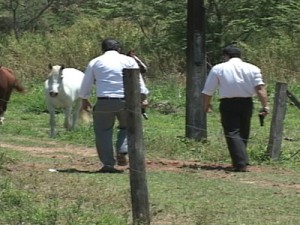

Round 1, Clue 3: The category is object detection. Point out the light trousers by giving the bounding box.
[93,98,128,167]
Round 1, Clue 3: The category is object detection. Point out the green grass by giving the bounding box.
[0,83,300,224]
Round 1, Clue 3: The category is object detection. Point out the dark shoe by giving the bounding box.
[98,166,124,173]
[117,153,128,166]
[234,166,249,172]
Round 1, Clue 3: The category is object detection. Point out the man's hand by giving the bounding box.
[204,104,213,113]
[141,99,148,108]
[259,106,269,116]
[141,99,149,120]
[258,107,269,126]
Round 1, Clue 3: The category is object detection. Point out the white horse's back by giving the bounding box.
[61,68,84,90]
[44,64,89,138]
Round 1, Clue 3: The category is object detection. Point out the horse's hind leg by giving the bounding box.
[64,107,72,131]
[0,100,4,125]
[0,90,9,125]
[49,109,56,138]
[71,99,81,130]
[0,110,4,125]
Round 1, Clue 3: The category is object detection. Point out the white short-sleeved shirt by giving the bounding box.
[202,58,264,98]
[79,50,149,99]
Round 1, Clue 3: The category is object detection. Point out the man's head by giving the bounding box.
[222,45,241,60]
[101,38,120,52]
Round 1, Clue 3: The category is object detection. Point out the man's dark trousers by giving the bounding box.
[219,97,253,168]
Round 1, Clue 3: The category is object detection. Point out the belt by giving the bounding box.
[220,97,252,102]
[97,97,125,100]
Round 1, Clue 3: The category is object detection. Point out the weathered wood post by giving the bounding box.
[123,68,150,225]
[186,0,207,141]
[267,82,288,160]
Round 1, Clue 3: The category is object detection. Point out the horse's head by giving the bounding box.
[47,64,65,97]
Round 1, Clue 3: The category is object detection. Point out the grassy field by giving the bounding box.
[0,83,300,225]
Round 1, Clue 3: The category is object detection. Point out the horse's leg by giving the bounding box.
[0,98,4,125]
[64,107,72,131]
[48,105,56,138]
[3,89,12,112]
[0,106,4,124]
[71,98,81,130]
[0,89,10,125]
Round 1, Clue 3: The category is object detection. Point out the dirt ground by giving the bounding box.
[1,142,300,191]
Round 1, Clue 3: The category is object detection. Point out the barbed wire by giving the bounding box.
[2,107,299,176]
[79,108,296,147]
[2,101,300,153]
[0,98,9,103]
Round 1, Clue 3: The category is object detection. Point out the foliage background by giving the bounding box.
[0,0,300,164]
[1,1,300,224]
[0,0,300,159]
[1,0,300,83]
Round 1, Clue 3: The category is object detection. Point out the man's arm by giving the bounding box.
[79,63,94,112]
[255,84,269,113]
[201,65,219,113]
[202,94,212,113]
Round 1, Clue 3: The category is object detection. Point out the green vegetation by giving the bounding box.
[1,1,300,224]
[1,80,300,224]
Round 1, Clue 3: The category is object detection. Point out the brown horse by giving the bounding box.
[0,66,25,124]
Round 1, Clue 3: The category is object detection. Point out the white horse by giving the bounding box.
[44,64,89,138]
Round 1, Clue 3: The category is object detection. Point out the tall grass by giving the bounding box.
[1,14,300,225]
[1,74,300,224]
[0,16,185,86]
[2,74,300,167]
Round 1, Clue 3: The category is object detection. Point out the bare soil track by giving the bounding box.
[1,142,300,192]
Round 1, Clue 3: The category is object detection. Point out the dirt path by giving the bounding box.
[1,142,300,192]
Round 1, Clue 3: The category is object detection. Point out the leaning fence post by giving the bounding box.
[267,82,288,160]
[123,68,150,225]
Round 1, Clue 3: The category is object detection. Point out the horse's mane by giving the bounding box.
[14,79,25,92]
[0,66,14,74]
[0,66,25,93]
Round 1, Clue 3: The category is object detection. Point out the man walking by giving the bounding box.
[80,38,149,173]
[202,45,269,172]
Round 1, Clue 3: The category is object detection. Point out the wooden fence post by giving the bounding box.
[123,68,150,225]
[267,82,288,160]
[185,0,207,141]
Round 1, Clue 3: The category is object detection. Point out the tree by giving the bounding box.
[0,0,57,39]
[206,0,300,64]
[0,0,91,39]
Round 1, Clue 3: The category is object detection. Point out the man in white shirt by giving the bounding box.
[202,46,269,172]
[80,38,149,173]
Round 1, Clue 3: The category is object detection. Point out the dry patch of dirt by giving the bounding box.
[1,142,300,192]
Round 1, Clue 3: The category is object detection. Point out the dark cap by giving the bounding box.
[101,38,120,52]
[223,45,241,58]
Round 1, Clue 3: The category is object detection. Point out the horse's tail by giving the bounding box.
[14,79,25,93]
[79,108,92,124]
